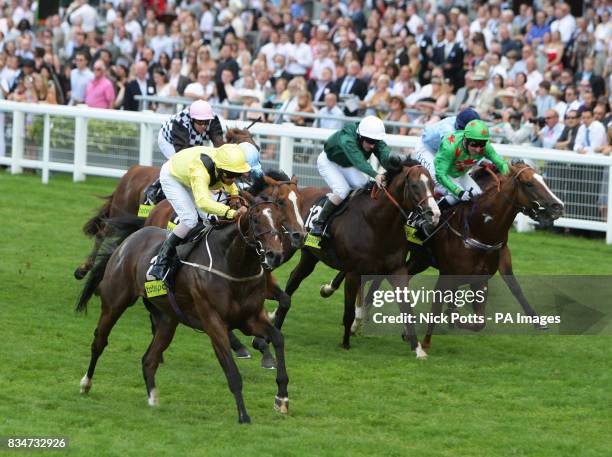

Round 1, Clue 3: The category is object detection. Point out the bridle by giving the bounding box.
[371,164,432,222]
[487,165,548,219]
[236,200,283,263]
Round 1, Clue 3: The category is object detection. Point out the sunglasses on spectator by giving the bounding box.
[361,137,379,146]
[192,119,210,126]
[467,140,487,148]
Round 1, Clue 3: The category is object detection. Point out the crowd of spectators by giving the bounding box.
[0,0,611,155]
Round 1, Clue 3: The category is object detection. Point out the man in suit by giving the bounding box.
[575,57,605,99]
[308,67,335,103]
[168,57,190,96]
[334,60,368,116]
[432,27,464,91]
[464,69,495,118]
[122,60,155,111]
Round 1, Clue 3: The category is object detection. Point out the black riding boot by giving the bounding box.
[310,198,337,237]
[437,197,452,212]
[147,233,182,281]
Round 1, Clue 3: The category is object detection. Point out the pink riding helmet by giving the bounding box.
[189,100,215,120]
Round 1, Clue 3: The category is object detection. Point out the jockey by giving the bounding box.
[413,108,481,181]
[158,99,225,158]
[146,143,252,281]
[434,119,509,208]
[310,115,390,237]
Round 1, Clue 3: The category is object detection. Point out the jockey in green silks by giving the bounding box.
[434,119,509,208]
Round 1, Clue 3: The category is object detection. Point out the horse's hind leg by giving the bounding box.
[141,316,178,406]
[74,232,105,280]
[204,314,250,424]
[278,249,319,329]
[80,292,135,394]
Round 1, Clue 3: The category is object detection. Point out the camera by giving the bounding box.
[536,117,546,128]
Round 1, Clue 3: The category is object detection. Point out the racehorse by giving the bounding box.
[75,194,289,424]
[73,128,257,280]
[324,163,564,350]
[143,171,305,368]
[276,159,441,357]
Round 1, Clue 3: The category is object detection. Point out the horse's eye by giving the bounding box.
[525,181,534,188]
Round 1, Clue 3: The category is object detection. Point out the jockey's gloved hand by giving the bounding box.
[458,190,472,202]
[375,174,386,188]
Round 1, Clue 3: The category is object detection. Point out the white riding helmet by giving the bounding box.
[357,116,386,142]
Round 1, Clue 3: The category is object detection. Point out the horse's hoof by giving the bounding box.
[74,268,87,280]
[234,347,252,359]
[238,414,252,424]
[535,322,549,330]
[320,284,335,298]
[148,389,159,406]
[415,343,428,359]
[274,396,289,414]
[79,375,92,394]
[261,355,277,370]
[341,342,351,350]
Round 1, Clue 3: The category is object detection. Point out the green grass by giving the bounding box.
[1,171,611,457]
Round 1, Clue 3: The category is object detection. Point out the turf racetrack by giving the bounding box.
[1,171,611,456]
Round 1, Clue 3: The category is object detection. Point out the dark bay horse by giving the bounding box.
[75,195,289,423]
[74,128,257,280]
[143,172,306,368]
[277,159,441,357]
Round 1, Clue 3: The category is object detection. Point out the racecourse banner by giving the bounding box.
[359,276,612,335]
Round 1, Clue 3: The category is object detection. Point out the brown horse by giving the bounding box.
[75,194,289,424]
[276,159,441,356]
[143,171,306,368]
[74,128,257,280]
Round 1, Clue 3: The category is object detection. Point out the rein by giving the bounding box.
[370,165,430,222]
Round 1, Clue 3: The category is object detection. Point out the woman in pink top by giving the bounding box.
[85,61,116,109]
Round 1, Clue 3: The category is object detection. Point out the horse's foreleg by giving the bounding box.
[422,275,452,352]
[320,271,345,298]
[341,273,360,349]
[229,331,252,359]
[277,249,319,329]
[141,316,178,406]
[499,246,547,330]
[80,292,135,394]
[250,317,289,414]
[388,270,427,358]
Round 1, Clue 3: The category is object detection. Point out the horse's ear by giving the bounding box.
[510,159,525,166]
[291,175,299,185]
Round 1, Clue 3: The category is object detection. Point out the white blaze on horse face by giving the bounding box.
[533,173,564,207]
[262,208,280,242]
[420,174,440,224]
[287,190,304,229]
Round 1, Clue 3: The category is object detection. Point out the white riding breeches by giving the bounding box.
[159,162,208,238]
[317,151,370,203]
[158,129,176,159]
[413,138,482,203]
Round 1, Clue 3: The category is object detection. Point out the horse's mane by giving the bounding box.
[226,128,254,144]
[248,169,292,196]
[384,157,422,183]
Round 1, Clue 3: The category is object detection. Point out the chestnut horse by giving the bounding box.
[326,163,564,350]
[276,159,441,357]
[74,128,256,280]
[75,194,289,424]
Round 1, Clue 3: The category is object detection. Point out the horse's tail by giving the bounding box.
[75,215,145,313]
[82,195,113,237]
